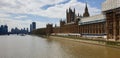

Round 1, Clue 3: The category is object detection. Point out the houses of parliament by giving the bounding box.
[32,0,120,41]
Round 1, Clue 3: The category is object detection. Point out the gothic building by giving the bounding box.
[35,0,120,41]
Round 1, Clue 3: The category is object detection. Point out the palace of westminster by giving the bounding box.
[33,0,120,41]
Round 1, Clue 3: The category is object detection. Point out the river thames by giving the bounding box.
[0,35,120,58]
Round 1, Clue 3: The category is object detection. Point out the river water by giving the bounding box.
[0,35,120,58]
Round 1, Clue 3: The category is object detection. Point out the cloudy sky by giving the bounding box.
[0,0,105,31]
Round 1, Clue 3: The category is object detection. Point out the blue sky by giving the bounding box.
[0,0,105,31]
[78,0,105,9]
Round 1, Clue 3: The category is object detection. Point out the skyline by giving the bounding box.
[0,0,105,31]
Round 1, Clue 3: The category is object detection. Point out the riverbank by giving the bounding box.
[49,35,120,49]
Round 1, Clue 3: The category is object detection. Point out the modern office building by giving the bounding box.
[30,22,36,32]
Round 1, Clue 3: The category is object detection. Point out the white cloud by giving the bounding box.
[0,13,10,18]
[14,15,28,19]
[0,0,101,18]
[0,0,102,31]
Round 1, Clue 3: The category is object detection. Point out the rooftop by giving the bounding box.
[80,14,106,23]
[102,0,120,11]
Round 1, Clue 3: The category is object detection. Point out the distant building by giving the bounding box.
[32,22,36,30]
[46,24,53,35]
[0,25,8,35]
[11,27,29,34]
[30,22,36,32]
[30,24,33,32]
[27,28,29,32]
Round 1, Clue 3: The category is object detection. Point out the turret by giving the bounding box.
[69,7,72,12]
[60,19,65,27]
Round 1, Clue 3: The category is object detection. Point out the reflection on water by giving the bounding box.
[0,35,120,58]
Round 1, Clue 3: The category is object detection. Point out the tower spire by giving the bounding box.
[69,7,72,12]
[85,2,88,12]
[74,8,75,12]
[78,13,79,16]
[66,9,68,13]
[83,2,90,17]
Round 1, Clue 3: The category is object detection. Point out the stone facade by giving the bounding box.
[46,24,53,35]
[103,8,120,41]
[102,0,120,41]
